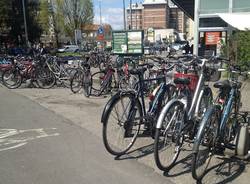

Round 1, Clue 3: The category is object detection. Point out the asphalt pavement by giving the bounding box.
[0,87,173,184]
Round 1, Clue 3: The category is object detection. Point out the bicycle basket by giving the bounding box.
[174,72,199,92]
[205,62,222,82]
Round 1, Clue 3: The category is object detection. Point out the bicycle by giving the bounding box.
[101,63,176,156]
[2,56,55,89]
[45,56,76,88]
[154,56,216,172]
[70,59,92,97]
[191,63,250,181]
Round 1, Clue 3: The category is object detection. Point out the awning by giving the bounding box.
[218,13,250,31]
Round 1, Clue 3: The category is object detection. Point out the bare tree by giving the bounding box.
[62,0,94,38]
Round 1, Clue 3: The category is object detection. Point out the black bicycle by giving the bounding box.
[101,63,176,156]
[70,60,92,97]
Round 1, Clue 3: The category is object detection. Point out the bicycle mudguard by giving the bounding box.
[101,91,136,124]
[156,99,185,129]
[192,106,217,152]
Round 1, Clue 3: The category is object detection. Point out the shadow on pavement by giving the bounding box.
[115,143,154,160]
[198,157,246,184]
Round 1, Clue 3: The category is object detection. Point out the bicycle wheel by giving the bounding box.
[102,93,142,156]
[191,106,219,181]
[119,75,138,90]
[83,71,92,97]
[91,71,106,91]
[70,69,84,93]
[197,87,213,119]
[61,68,77,88]
[2,68,22,89]
[154,100,185,171]
[36,68,56,89]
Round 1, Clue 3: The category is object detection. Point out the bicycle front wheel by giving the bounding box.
[154,100,185,171]
[83,71,92,97]
[191,106,219,181]
[70,69,84,93]
[2,68,22,89]
[36,68,56,89]
[102,93,142,156]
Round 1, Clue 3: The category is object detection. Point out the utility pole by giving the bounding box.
[123,0,126,30]
[193,0,200,55]
[22,0,29,47]
[130,0,132,30]
[135,3,138,30]
[99,0,102,25]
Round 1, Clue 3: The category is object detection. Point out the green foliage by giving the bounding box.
[0,0,42,45]
[236,31,250,69]
[221,31,250,70]
[39,0,50,34]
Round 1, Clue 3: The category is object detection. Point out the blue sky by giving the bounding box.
[93,0,141,29]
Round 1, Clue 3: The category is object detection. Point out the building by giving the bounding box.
[171,0,250,56]
[81,24,112,43]
[142,0,169,30]
[126,3,144,30]
[126,0,193,40]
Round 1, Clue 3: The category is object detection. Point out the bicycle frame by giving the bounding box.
[217,87,237,142]
[156,59,211,129]
[133,75,169,118]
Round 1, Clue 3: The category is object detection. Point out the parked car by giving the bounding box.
[57,45,79,53]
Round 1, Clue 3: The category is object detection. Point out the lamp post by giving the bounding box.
[130,0,132,30]
[99,0,102,25]
[135,3,138,30]
[123,0,126,30]
[193,0,200,55]
[22,0,29,47]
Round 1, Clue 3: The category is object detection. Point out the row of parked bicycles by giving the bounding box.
[1,51,250,182]
[99,54,250,182]
[0,51,117,92]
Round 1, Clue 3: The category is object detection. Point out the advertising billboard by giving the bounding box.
[112,30,144,55]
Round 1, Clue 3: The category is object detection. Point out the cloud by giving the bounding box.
[94,8,124,30]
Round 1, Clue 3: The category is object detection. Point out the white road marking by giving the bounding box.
[0,128,59,152]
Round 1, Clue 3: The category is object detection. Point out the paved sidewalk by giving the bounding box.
[7,82,250,184]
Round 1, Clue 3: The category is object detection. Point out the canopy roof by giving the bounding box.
[218,13,250,31]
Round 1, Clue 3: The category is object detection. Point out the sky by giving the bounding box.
[93,0,142,29]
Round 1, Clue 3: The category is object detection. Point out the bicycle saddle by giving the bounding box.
[129,67,147,75]
[213,80,231,89]
[174,78,190,85]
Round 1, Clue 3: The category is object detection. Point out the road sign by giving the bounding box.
[97,26,104,41]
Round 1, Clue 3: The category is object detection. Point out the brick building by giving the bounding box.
[126,0,194,39]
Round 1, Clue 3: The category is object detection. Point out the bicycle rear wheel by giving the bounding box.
[83,71,92,97]
[70,70,84,93]
[191,106,219,181]
[102,93,142,156]
[2,68,22,89]
[154,100,185,171]
[36,68,56,89]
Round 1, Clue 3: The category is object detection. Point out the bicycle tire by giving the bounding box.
[154,100,185,171]
[36,68,56,89]
[91,71,112,96]
[2,68,22,89]
[191,106,219,181]
[70,69,84,93]
[102,92,142,156]
[83,71,92,97]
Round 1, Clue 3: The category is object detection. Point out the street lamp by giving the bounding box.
[123,0,126,30]
[99,0,102,25]
[193,0,200,55]
[22,0,29,47]
[130,0,132,30]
